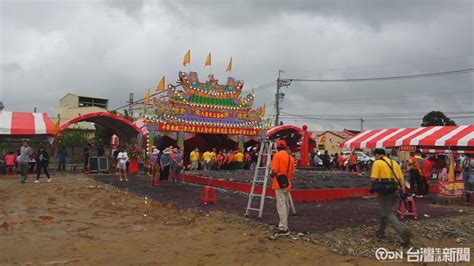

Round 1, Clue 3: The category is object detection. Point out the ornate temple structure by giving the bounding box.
[143,71,271,154]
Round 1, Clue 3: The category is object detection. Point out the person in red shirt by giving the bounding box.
[217,151,223,169]
[271,140,295,236]
[244,151,251,170]
[4,151,16,175]
[422,156,433,196]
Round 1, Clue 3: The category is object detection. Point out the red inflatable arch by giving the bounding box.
[266,124,315,167]
[58,112,141,139]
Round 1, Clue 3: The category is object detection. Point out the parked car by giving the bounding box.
[342,151,374,163]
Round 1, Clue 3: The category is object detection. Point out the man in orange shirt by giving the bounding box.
[338,154,345,171]
[348,152,358,172]
[271,140,295,236]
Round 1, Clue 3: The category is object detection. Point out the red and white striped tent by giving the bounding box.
[340,125,474,150]
[0,111,54,136]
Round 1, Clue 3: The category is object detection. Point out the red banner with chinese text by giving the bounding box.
[399,146,417,152]
[199,110,226,119]
[437,180,464,198]
[158,122,259,136]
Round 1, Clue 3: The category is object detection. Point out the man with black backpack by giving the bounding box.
[370,148,412,246]
[271,140,295,237]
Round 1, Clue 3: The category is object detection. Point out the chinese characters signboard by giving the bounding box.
[158,122,260,136]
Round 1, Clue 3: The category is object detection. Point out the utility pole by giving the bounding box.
[360,118,365,131]
[274,70,291,126]
[128,93,134,119]
[274,70,282,126]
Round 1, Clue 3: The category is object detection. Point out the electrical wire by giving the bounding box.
[287,90,473,103]
[289,96,474,110]
[280,111,474,122]
[281,111,474,119]
[284,68,474,82]
[111,91,168,112]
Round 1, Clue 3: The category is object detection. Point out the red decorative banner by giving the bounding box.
[158,122,259,136]
[437,180,464,198]
[399,146,417,152]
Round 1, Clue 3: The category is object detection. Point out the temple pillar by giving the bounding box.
[300,125,310,167]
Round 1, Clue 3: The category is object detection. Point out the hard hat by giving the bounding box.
[276,140,287,148]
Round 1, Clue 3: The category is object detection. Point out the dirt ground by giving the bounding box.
[1,173,473,265]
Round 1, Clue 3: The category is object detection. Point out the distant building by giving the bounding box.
[311,130,358,155]
[57,93,109,132]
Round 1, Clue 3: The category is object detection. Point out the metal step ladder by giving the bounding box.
[245,140,296,218]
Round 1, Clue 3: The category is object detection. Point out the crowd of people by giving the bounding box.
[2,139,52,183]
[312,150,367,172]
[188,147,257,171]
[148,146,183,187]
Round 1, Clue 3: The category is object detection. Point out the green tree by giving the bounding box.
[93,124,114,145]
[421,111,457,127]
[58,128,90,156]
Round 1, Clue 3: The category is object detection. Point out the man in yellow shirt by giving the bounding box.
[210,148,217,170]
[202,150,212,170]
[233,149,244,169]
[370,148,411,246]
[190,148,200,170]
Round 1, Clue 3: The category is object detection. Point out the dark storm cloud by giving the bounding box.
[162,0,466,29]
[0,0,472,130]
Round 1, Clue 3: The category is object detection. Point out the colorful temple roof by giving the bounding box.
[143,71,271,135]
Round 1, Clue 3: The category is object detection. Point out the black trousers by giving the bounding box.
[410,170,424,195]
[58,160,66,171]
[160,165,170,180]
[37,163,51,180]
[421,178,429,195]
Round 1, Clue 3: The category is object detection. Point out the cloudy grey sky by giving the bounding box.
[1,0,473,131]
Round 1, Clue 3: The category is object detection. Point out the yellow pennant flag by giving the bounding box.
[157,76,165,92]
[51,114,60,135]
[226,57,232,72]
[205,52,212,66]
[448,153,455,181]
[183,50,190,66]
[144,88,150,106]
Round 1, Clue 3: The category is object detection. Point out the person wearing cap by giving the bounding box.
[18,139,32,183]
[370,148,411,246]
[149,148,160,187]
[160,148,172,182]
[271,140,295,237]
